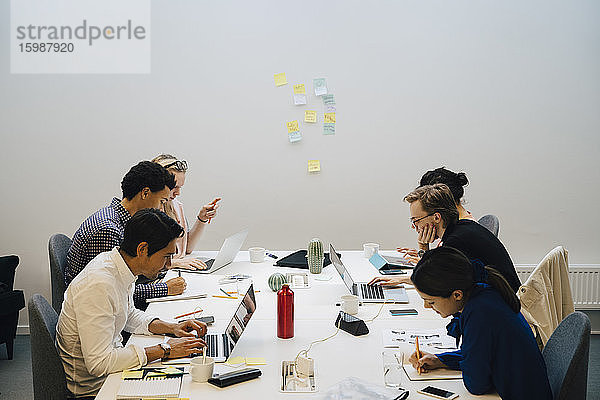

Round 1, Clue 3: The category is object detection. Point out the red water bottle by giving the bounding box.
[277,284,294,339]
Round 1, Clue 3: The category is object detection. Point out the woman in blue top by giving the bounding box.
[408,247,552,400]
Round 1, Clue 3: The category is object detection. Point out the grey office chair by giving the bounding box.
[49,234,71,313]
[542,311,591,400]
[477,214,500,237]
[29,294,69,400]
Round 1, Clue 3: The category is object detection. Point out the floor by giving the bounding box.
[1,335,599,399]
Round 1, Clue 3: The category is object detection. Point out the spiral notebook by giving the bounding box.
[116,376,182,399]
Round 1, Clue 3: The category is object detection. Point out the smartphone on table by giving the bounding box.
[417,385,458,399]
[389,309,418,316]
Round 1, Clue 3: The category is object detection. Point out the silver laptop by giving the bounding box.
[181,229,248,274]
[204,284,256,362]
[329,244,408,303]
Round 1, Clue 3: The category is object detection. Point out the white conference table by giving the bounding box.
[96,250,499,399]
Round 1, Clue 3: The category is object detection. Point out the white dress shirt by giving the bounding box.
[57,247,158,397]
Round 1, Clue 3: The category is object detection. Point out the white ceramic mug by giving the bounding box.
[190,356,215,383]
[249,247,266,263]
[341,294,359,315]
[363,243,380,258]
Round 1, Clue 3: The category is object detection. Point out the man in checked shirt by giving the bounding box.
[65,161,187,310]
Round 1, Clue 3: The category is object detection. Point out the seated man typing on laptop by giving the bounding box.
[57,209,207,399]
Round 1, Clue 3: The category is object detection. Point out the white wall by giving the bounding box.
[1,0,599,329]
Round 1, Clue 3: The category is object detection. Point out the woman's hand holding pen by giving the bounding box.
[197,197,221,223]
[408,350,444,372]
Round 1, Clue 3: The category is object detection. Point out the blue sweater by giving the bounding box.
[437,284,552,400]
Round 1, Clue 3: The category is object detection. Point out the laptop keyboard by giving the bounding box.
[204,333,230,359]
[360,283,384,299]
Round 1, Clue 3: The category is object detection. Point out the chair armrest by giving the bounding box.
[0,290,25,315]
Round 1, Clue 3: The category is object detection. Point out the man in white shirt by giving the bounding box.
[57,209,208,398]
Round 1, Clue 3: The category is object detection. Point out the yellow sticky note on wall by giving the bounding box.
[274,72,288,86]
[305,110,317,123]
[293,84,306,94]
[308,160,321,173]
[287,120,299,133]
[324,112,336,123]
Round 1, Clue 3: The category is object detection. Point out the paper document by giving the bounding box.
[322,94,335,105]
[288,131,302,143]
[146,293,207,303]
[382,329,457,350]
[403,363,462,381]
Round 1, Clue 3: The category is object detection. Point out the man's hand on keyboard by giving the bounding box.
[173,319,207,338]
[367,276,411,287]
[167,337,207,359]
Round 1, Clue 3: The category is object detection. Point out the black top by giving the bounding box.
[441,219,521,292]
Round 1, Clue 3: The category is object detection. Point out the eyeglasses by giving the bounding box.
[164,160,188,171]
[410,213,435,228]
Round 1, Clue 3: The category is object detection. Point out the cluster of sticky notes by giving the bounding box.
[286,120,302,143]
[308,160,321,173]
[225,356,267,366]
[122,370,144,379]
[274,73,338,172]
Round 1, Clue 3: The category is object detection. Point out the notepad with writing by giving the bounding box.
[116,376,182,399]
[403,363,462,381]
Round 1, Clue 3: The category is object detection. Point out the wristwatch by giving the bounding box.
[159,342,171,361]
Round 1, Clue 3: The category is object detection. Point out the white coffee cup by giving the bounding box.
[363,243,380,258]
[341,294,359,315]
[190,356,215,383]
[249,247,266,263]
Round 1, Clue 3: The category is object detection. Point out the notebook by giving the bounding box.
[402,363,462,381]
[117,376,182,399]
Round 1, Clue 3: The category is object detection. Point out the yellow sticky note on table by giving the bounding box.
[146,371,167,378]
[308,160,321,173]
[245,357,267,365]
[287,120,299,133]
[122,370,144,379]
[305,110,317,123]
[324,112,336,123]
[225,356,246,365]
[274,72,287,86]
[293,84,306,94]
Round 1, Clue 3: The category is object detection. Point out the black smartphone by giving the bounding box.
[389,309,418,316]
[418,386,458,399]
[194,316,215,325]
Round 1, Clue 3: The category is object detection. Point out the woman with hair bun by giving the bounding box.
[407,247,552,400]
[419,167,474,221]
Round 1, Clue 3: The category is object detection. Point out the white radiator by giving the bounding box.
[515,265,600,310]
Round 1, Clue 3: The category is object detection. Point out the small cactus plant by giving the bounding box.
[307,238,324,274]
[268,272,287,292]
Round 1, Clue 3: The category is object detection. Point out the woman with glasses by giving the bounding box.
[152,154,221,270]
[407,247,552,400]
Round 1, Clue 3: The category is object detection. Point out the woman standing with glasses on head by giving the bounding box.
[152,154,221,270]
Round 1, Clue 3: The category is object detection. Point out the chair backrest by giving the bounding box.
[0,255,20,290]
[28,294,68,400]
[542,311,591,400]
[477,214,500,237]
[49,234,71,313]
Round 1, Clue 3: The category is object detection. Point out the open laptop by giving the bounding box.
[179,229,248,274]
[204,283,256,362]
[329,244,408,303]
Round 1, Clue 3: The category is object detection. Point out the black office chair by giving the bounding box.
[542,311,591,400]
[29,294,69,400]
[477,214,500,237]
[0,255,25,359]
[49,233,72,313]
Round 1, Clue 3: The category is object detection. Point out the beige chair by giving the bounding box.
[517,246,574,346]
